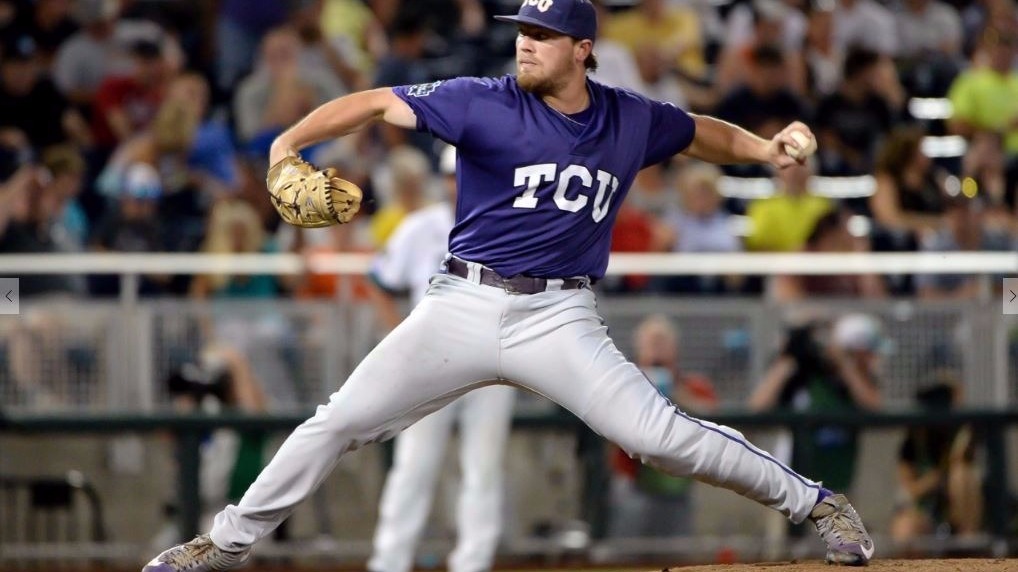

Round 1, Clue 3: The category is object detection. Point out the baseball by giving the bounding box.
[784,130,816,161]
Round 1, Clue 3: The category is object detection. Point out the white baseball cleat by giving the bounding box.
[141,534,250,572]
[810,493,874,566]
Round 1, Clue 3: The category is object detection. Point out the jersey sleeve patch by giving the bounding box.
[404,81,444,98]
[392,77,492,146]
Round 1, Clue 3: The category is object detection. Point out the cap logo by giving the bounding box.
[523,0,555,12]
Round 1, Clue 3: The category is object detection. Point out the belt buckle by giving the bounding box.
[502,278,522,295]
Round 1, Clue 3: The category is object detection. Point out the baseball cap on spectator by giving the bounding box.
[494,0,597,41]
[122,163,162,200]
[832,314,893,355]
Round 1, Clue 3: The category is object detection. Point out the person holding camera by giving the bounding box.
[151,347,270,550]
[748,314,885,492]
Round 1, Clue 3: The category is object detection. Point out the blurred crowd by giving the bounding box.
[0,0,1016,302]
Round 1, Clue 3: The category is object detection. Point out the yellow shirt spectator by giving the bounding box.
[947,68,1018,154]
[370,205,408,248]
[603,5,705,78]
[745,194,832,252]
[321,0,379,73]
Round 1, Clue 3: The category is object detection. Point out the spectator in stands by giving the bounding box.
[89,155,167,296]
[608,314,717,539]
[656,162,742,294]
[190,199,284,299]
[319,0,388,73]
[833,0,898,56]
[915,196,1012,299]
[233,27,343,153]
[51,0,123,108]
[91,38,172,152]
[0,137,84,297]
[962,132,1017,217]
[0,35,92,150]
[585,0,644,95]
[895,0,964,97]
[290,0,366,94]
[214,0,288,92]
[947,27,1018,186]
[0,137,35,241]
[801,0,841,99]
[369,145,433,247]
[896,0,964,60]
[814,47,901,177]
[630,43,688,109]
[118,0,202,68]
[95,73,229,254]
[0,0,22,43]
[745,158,831,252]
[717,0,808,97]
[40,144,89,251]
[167,73,239,200]
[714,44,809,178]
[21,0,79,66]
[52,0,175,109]
[891,374,984,547]
[749,313,885,493]
[870,126,949,251]
[770,210,887,300]
[603,0,706,83]
[959,0,1018,57]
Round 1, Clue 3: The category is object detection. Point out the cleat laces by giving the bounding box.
[814,503,867,546]
[160,536,247,571]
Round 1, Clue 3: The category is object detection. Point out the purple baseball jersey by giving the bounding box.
[392,76,695,279]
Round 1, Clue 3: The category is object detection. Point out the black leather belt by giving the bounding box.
[445,258,590,295]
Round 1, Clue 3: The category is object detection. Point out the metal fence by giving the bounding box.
[0,296,1009,413]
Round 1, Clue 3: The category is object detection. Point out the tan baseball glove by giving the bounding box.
[266,154,363,228]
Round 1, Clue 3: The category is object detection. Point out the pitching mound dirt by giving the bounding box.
[660,559,1016,572]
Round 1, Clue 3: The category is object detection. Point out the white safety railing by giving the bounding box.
[1,251,1015,276]
[1,251,1013,306]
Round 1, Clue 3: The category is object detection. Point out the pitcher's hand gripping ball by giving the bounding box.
[783,130,817,162]
[266,154,363,227]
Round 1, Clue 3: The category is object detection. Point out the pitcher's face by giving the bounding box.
[515,24,586,95]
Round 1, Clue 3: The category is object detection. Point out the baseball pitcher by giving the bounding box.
[144,1,873,570]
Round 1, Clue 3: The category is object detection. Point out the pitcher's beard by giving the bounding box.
[517,72,554,95]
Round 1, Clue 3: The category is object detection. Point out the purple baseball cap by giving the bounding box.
[494,0,597,41]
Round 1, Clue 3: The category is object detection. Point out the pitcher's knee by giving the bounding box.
[312,405,392,448]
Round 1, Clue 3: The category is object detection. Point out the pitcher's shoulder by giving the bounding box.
[588,79,660,110]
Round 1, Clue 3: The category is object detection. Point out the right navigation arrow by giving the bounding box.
[1011,290,1016,303]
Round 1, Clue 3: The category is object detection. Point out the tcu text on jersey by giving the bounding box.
[511,163,620,223]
